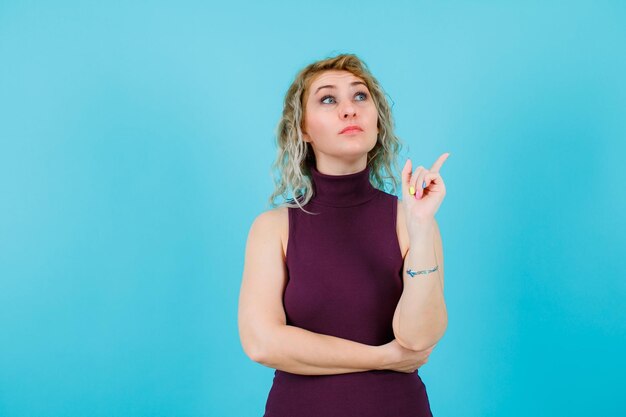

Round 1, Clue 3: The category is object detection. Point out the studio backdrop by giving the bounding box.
[0,1,624,416]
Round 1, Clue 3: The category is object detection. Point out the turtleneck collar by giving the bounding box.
[309,163,378,207]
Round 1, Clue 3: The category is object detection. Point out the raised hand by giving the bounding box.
[401,153,450,237]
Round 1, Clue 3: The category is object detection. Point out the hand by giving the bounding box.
[376,339,436,373]
[401,153,450,236]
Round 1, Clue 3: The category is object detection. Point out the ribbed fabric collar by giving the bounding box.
[309,163,378,207]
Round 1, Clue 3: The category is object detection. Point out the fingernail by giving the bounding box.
[422,181,426,189]
[409,186,415,195]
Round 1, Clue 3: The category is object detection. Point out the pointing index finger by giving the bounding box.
[430,152,450,173]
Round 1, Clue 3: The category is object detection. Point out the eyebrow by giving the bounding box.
[314,81,367,94]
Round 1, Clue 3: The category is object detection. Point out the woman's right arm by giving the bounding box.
[238,208,390,375]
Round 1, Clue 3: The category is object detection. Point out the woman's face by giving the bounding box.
[302,70,379,167]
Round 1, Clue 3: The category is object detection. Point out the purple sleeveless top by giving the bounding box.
[263,163,433,417]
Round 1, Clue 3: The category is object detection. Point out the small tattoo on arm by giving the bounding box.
[406,265,439,277]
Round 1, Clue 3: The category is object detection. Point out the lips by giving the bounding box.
[339,125,363,134]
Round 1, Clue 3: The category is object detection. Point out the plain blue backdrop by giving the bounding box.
[1,1,624,416]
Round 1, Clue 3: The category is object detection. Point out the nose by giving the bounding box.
[340,101,357,119]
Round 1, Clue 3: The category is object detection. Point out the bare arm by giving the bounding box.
[238,208,386,375]
[392,208,447,351]
[256,324,385,375]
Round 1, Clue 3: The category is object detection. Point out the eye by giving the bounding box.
[355,91,368,101]
[320,91,369,104]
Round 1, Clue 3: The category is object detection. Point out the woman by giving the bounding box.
[238,53,449,416]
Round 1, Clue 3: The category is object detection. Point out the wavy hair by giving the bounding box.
[268,53,404,213]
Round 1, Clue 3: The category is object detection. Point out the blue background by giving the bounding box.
[1,1,625,416]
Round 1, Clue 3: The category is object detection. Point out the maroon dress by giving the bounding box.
[263,163,433,417]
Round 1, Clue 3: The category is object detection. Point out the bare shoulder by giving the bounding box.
[274,206,289,260]
[250,206,289,260]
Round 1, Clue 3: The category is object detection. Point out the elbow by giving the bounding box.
[245,337,276,365]
[240,323,284,366]
[395,335,416,351]
[245,335,280,366]
[396,335,436,352]
[239,322,276,365]
[396,322,448,352]
[246,343,267,364]
[240,334,270,364]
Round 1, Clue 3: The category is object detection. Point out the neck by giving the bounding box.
[309,162,377,207]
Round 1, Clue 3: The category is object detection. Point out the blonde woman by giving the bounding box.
[238,53,449,416]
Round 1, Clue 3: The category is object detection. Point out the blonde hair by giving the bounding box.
[268,53,404,213]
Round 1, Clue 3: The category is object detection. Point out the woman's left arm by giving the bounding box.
[392,153,449,352]
[392,219,447,351]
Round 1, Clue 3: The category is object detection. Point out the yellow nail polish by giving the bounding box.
[409,186,415,195]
